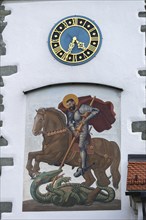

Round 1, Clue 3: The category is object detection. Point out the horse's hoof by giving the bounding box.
[29,172,34,178]
[30,172,40,179]
[30,173,36,179]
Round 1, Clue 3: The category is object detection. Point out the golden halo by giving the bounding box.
[62,94,79,109]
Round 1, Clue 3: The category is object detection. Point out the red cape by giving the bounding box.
[58,95,116,132]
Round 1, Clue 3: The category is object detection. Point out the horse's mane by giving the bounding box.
[38,107,66,126]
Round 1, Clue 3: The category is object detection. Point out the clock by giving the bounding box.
[48,15,102,65]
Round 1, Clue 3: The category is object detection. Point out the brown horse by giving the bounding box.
[26,108,121,188]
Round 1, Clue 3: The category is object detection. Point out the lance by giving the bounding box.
[52,96,96,185]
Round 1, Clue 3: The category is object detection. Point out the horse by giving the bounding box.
[26,108,121,188]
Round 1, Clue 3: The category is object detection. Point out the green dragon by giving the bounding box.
[30,169,115,206]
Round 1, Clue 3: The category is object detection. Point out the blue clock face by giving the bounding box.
[49,15,102,65]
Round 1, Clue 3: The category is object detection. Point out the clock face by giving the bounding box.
[48,15,102,65]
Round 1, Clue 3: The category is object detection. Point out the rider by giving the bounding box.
[59,94,100,177]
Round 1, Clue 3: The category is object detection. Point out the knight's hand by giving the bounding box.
[75,122,84,133]
[81,119,85,125]
[73,130,79,138]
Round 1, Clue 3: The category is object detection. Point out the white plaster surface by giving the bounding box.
[1,0,146,219]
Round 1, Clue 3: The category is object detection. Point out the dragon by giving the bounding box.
[30,169,115,206]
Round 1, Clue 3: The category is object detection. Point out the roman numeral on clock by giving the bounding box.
[51,39,59,43]
[73,55,77,62]
[61,52,68,61]
[83,52,88,58]
[91,36,98,41]
[55,29,62,34]
[53,46,62,54]
[88,27,96,33]
[62,21,68,28]
[88,44,96,52]
[72,18,78,25]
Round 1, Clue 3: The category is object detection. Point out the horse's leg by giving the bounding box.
[32,159,41,177]
[110,141,121,189]
[26,150,44,177]
[26,152,36,175]
[93,168,110,187]
[82,169,96,187]
[32,153,54,175]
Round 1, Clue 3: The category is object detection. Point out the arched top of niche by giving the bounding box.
[23,82,123,95]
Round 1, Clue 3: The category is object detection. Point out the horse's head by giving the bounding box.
[32,107,67,136]
[32,108,46,136]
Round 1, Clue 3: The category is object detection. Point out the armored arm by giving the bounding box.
[67,111,75,132]
[80,104,99,124]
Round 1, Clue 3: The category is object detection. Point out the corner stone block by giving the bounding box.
[0,94,3,103]
[0,158,14,167]
[0,104,4,111]
[0,202,12,217]
[143,108,146,114]
[0,33,5,46]
[141,25,146,32]
[0,136,8,146]
[138,11,146,17]
[0,44,6,55]
[0,66,18,76]
[132,121,146,133]
[0,33,6,55]
[138,70,146,76]
[0,21,7,33]
[142,132,146,140]
[0,9,11,17]
[0,158,14,176]
[0,120,3,127]
[0,76,4,86]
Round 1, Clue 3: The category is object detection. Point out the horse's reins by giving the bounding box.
[45,128,67,137]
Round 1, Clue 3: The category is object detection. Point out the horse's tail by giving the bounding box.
[110,141,121,189]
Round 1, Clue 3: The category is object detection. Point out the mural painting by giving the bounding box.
[23,85,121,211]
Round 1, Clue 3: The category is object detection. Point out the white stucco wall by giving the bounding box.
[1,0,145,219]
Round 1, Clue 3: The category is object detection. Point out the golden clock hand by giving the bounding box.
[65,37,77,60]
[76,39,86,50]
[67,36,76,53]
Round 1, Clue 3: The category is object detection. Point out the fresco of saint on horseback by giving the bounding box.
[26,94,121,192]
